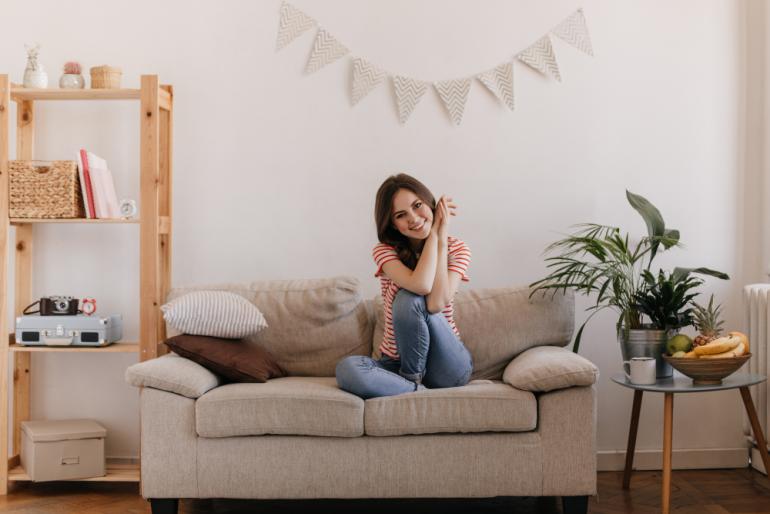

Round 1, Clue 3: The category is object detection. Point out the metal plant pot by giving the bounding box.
[618,327,676,378]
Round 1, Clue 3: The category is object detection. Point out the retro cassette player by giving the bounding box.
[15,315,122,347]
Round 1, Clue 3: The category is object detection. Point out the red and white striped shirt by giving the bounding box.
[373,236,471,359]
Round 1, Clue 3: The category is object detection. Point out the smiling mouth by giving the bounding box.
[410,222,425,231]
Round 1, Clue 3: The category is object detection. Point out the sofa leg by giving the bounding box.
[562,495,588,514]
[149,498,179,514]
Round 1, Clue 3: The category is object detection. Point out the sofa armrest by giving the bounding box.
[125,353,220,399]
[503,345,598,392]
[539,385,597,496]
[141,388,199,499]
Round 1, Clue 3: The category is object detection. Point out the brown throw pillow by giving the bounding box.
[164,334,285,383]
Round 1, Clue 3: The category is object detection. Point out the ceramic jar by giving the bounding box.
[59,73,85,89]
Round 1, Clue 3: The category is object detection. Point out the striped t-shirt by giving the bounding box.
[373,236,471,359]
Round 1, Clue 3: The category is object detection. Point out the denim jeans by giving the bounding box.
[336,289,473,399]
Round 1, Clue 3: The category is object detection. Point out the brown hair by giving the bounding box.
[374,173,436,270]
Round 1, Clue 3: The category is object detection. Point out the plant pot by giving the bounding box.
[619,327,677,378]
[59,74,84,89]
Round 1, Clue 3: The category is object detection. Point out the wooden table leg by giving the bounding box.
[662,392,674,514]
[623,390,643,489]
[740,386,770,475]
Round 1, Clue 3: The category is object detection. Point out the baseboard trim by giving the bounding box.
[598,448,748,471]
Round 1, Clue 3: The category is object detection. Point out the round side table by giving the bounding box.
[611,372,769,514]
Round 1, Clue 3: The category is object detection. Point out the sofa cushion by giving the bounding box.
[372,286,573,380]
[195,377,364,438]
[125,353,220,398]
[164,334,285,383]
[167,276,373,377]
[503,345,599,392]
[161,290,268,338]
[364,380,536,436]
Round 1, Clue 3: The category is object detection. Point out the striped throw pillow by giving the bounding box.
[161,291,268,339]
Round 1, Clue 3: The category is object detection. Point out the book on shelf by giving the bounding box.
[76,149,120,219]
[76,149,96,218]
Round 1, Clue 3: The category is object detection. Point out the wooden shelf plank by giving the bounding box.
[10,218,139,225]
[8,338,139,353]
[10,87,141,102]
[9,462,139,482]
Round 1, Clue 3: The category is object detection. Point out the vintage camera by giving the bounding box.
[34,296,79,316]
[42,296,79,315]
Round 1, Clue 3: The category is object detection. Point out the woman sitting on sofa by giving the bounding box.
[336,173,473,399]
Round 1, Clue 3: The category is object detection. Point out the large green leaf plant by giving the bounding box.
[529,191,729,353]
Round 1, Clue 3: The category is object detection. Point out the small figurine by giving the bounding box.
[23,43,48,88]
[60,61,85,89]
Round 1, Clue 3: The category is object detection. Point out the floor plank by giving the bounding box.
[0,468,767,513]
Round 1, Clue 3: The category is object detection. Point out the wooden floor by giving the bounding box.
[0,468,768,513]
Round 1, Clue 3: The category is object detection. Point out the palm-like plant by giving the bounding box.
[632,269,703,331]
[529,191,728,352]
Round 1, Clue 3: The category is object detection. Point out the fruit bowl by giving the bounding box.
[663,354,751,385]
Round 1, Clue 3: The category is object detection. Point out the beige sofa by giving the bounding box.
[132,277,598,514]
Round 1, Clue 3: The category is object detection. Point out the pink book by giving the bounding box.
[86,152,120,218]
[78,149,96,218]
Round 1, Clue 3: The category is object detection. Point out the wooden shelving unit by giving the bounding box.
[0,75,173,492]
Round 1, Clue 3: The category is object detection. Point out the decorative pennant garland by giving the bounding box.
[275,2,593,125]
[518,36,561,82]
[305,28,349,74]
[393,76,428,124]
[351,57,386,105]
[435,79,472,125]
[275,2,316,51]
[477,62,514,111]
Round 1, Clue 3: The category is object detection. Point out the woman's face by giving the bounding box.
[391,188,433,242]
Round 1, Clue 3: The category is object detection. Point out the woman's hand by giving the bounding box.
[432,195,457,243]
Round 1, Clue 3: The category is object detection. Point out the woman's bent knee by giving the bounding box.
[392,289,426,318]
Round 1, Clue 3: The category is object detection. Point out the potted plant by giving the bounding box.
[529,191,729,377]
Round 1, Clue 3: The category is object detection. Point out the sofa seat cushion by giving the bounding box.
[196,377,364,438]
[364,380,536,436]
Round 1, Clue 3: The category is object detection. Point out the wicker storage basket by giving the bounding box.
[90,65,122,89]
[9,160,85,218]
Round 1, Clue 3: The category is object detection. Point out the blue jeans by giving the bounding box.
[336,289,473,399]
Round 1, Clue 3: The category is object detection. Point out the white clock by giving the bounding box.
[119,199,137,219]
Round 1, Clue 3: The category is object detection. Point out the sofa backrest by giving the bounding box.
[371,286,574,380]
[166,276,373,377]
[166,277,574,380]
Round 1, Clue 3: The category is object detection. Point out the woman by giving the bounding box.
[335,173,473,399]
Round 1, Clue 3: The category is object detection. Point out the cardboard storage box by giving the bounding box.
[21,419,106,482]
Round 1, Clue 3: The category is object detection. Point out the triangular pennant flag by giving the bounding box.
[477,62,514,111]
[551,9,594,56]
[275,1,316,51]
[351,57,386,106]
[305,28,350,74]
[393,76,428,124]
[434,79,472,125]
[518,36,561,82]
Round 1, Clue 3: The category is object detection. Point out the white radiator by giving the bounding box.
[744,284,770,473]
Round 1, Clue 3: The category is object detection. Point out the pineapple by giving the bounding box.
[692,295,724,347]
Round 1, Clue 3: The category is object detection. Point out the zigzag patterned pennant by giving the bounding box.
[518,35,561,82]
[551,9,594,56]
[351,57,386,105]
[393,76,428,124]
[305,28,350,74]
[275,2,316,51]
[434,79,472,125]
[477,62,514,111]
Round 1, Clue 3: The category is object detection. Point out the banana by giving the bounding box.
[700,342,746,359]
[694,335,742,356]
[728,331,750,354]
[683,350,697,359]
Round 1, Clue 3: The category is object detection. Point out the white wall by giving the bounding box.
[1,0,759,465]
